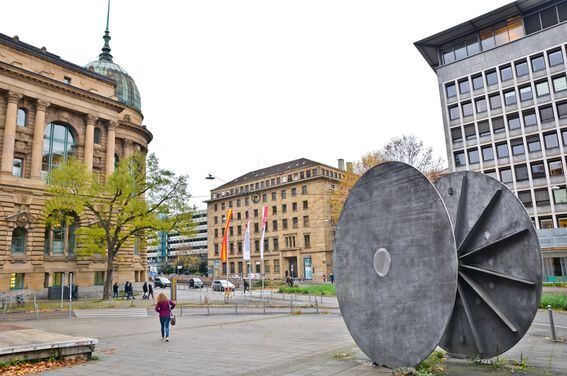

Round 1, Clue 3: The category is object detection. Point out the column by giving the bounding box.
[30,100,50,179]
[84,114,97,171]
[124,139,133,158]
[1,91,22,174]
[105,121,116,176]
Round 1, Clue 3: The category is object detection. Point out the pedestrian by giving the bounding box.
[143,281,148,299]
[155,292,176,342]
[148,283,154,300]
[112,282,119,299]
[124,281,129,299]
[330,273,335,284]
[129,282,135,300]
[323,274,327,283]
[243,279,249,293]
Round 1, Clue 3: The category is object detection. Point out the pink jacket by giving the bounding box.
[155,299,175,318]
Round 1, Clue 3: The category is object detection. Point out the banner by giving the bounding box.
[243,218,251,261]
[259,205,268,259]
[220,208,233,263]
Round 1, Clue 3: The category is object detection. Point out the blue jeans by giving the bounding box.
[160,317,170,338]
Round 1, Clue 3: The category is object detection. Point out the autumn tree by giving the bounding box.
[330,134,444,222]
[44,153,193,299]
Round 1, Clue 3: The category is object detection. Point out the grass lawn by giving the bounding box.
[540,293,567,310]
[277,284,336,296]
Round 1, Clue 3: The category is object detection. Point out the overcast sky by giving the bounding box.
[3,0,510,208]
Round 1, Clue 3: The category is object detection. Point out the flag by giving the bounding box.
[243,218,251,261]
[220,208,233,263]
[259,205,268,259]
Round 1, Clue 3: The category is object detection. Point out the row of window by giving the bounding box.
[221,259,283,275]
[448,75,567,121]
[213,215,311,238]
[473,158,567,187]
[516,186,567,208]
[213,187,309,211]
[5,271,107,290]
[213,234,311,255]
[213,201,309,225]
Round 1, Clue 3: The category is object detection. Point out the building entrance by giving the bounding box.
[287,257,298,278]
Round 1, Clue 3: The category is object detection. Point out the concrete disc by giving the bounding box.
[435,172,542,359]
[334,162,457,368]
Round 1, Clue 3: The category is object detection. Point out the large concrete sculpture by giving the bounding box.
[334,162,542,368]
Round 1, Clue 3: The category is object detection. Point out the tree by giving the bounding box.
[44,153,193,299]
[330,134,443,222]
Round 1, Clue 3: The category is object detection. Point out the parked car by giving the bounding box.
[211,280,235,292]
[189,278,203,288]
[154,277,171,288]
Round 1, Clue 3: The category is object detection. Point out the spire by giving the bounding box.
[99,0,113,62]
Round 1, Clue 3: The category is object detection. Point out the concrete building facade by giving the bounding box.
[0,18,152,293]
[206,158,343,282]
[416,0,567,281]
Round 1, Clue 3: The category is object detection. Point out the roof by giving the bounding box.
[414,0,545,69]
[0,32,115,85]
[213,158,340,191]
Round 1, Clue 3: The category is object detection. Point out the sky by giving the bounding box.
[2,0,511,208]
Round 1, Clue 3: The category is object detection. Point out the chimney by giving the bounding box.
[337,159,345,171]
[346,162,353,173]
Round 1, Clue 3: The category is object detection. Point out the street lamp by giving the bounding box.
[206,174,226,182]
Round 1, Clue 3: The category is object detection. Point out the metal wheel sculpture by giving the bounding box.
[334,162,542,368]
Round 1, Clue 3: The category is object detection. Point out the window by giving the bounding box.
[479,146,493,161]
[525,13,541,34]
[42,123,76,178]
[274,258,280,272]
[449,105,460,120]
[214,204,218,211]
[272,220,278,231]
[13,157,23,178]
[282,218,288,229]
[518,191,533,208]
[285,236,296,248]
[292,202,298,211]
[496,143,509,158]
[64,76,72,85]
[549,159,564,176]
[271,192,276,201]
[541,6,559,28]
[94,127,101,144]
[558,101,567,118]
[553,75,567,92]
[563,129,567,145]
[214,244,219,256]
[527,135,542,152]
[462,102,473,117]
[500,167,513,183]
[515,60,529,77]
[504,90,517,106]
[237,225,242,235]
[303,200,308,209]
[303,215,310,227]
[271,206,277,215]
[255,239,260,252]
[264,260,270,273]
[17,108,27,127]
[472,74,484,90]
[304,234,311,248]
[10,273,25,290]
[253,209,258,218]
[544,132,559,149]
[281,190,286,199]
[292,217,298,228]
[464,124,476,140]
[44,215,77,255]
[519,85,533,101]
[468,148,480,164]
[94,271,105,286]
[302,185,307,194]
[485,170,497,179]
[11,227,26,253]
[254,223,259,233]
[515,164,529,181]
[262,194,267,203]
[486,70,498,86]
[454,151,466,167]
[549,49,564,66]
[489,94,501,110]
[535,188,550,206]
[507,113,521,130]
[500,65,513,81]
[540,105,555,123]
[475,97,487,113]
[459,79,470,94]
[264,239,269,252]
[237,199,241,207]
[553,186,567,204]
[531,55,546,72]
[492,117,505,133]
[451,127,463,143]
[282,204,287,213]
[536,80,550,97]
[511,138,525,155]
[291,188,297,197]
[478,121,490,137]
[531,161,546,179]
[523,110,537,127]
[273,238,279,251]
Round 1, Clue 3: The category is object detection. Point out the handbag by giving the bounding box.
[170,314,176,326]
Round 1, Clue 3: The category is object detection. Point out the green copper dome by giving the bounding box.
[84,0,141,113]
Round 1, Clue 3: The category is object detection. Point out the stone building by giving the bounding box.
[206,158,344,282]
[0,14,152,293]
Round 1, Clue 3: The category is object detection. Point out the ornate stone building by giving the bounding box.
[0,16,152,293]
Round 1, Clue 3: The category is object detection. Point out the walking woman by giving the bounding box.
[155,292,176,342]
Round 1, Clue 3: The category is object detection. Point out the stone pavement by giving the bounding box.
[9,310,567,375]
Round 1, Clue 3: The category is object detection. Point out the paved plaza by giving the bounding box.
[5,305,564,376]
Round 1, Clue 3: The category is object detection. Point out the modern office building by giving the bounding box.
[206,158,343,281]
[147,209,208,271]
[0,10,152,293]
[415,0,567,281]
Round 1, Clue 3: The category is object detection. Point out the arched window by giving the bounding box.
[42,123,76,178]
[44,215,78,256]
[17,108,27,127]
[114,153,120,169]
[94,127,101,144]
[11,227,27,253]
